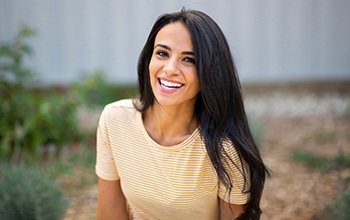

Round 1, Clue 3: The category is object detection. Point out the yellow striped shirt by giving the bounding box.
[96,99,249,220]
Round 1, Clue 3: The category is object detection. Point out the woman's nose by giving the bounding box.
[163,58,180,75]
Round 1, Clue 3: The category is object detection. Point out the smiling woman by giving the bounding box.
[149,22,200,110]
[95,8,269,220]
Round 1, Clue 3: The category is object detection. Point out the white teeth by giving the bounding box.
[160,79,183,88]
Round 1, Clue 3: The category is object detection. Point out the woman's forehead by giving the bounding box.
[154,22,193,52]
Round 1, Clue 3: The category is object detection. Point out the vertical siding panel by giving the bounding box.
[0,0,349,84]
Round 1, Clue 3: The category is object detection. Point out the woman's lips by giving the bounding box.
[158,78,184,93]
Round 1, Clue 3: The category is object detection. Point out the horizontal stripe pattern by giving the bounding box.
[96,99,249,219]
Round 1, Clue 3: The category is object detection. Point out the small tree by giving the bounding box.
[0,24,35,84]
[0,25,79,163]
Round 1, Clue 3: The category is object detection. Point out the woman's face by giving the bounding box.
[149,22,200,109]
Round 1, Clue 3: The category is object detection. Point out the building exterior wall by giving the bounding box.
[1,0,349,84]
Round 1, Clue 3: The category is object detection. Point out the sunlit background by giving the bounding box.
[1,1,350,220]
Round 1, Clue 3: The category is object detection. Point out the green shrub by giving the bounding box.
[34,90,79,150]
[291,150,332,171]
[72,69,138,107]
[0,163,68,220]
[291,150,350,172]
[0,25,80,163]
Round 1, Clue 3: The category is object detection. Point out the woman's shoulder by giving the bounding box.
[105,99,135,109]
[101,99,139,119]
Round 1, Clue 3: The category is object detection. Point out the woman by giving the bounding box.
[96,9,269,220]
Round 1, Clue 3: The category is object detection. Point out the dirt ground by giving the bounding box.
[63,81,350,220]
[259,116,350,219]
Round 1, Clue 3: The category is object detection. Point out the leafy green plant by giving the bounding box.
[35,90,79,150]
[0,25,80,163]
[0,163,68,220]
[291,150,350,172]
[72,69,138,107]
[0,24,35,84]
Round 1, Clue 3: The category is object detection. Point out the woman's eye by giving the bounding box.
[156,50,168,57]
[183,57,196,64]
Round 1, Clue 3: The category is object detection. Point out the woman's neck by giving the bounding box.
[143,102,198,146]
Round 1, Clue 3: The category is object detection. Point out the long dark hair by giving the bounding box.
[134,9,269,218]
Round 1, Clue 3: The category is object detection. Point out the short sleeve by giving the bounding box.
[95,106,120,181]
[218,141,251,205]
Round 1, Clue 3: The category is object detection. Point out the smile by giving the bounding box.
[159,79,184,89]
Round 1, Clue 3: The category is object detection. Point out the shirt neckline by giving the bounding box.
[137,110,200,152]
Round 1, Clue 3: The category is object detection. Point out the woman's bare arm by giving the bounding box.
[96,178,129,220]
[220,199,245,220]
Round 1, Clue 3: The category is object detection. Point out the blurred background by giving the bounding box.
[1,0,349,219]
[1,0,350,84]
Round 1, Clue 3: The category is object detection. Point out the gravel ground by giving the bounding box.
[243,82,350,118]
[65,81,350,220]
[245,92,350,118]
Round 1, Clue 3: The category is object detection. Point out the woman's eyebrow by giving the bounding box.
[182,51,194,56]
[154,44,171,50]
[154,44,194,56]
